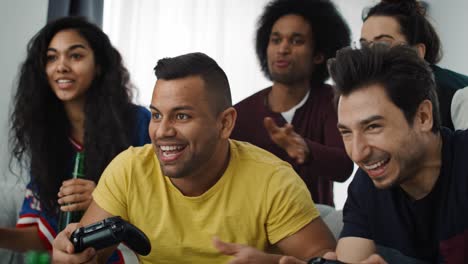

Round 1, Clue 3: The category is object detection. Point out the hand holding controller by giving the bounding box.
[70,216,151,256]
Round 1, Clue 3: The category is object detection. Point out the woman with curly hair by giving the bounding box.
[0,16,150,262]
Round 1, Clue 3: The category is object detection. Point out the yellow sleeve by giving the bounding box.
[92,148,134,220]
[265,166,319,244]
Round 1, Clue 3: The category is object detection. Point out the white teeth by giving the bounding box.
[364,158,388,170]
[160,145,183,151]
[57,79,72,83]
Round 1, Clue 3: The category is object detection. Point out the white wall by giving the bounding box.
[0,0,48,261]
[426,0,468,75]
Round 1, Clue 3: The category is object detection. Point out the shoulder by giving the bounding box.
[133,105,151,120]
[432,65,468,90]
[451,88,468,130]
[230,139,291,170]
[444,128,468,162]
[234,88,270,110]
[229,140,309,190]
[130,105,151,145]
[304,83,336,113]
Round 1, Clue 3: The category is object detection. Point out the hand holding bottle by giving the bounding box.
[57,178,96,212]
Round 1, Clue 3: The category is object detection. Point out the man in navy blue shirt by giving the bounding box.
[280,44,468,264]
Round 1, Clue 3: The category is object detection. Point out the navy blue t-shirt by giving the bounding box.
[340,128,468,263]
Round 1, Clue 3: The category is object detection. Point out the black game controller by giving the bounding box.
[308,257,347,264]
[70,216,151,256]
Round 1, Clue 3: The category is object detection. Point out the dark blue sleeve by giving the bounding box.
[132,105,151,146]
[340,169,373,240]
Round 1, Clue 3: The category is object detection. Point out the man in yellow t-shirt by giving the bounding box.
[52,52,336,263]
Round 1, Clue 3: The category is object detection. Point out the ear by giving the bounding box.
[312,53,325,65]
[217,107,237,139]
[414,99,433,132]
[414,43,426,60]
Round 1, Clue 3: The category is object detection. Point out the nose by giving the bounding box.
[278,39,291,54]
[155,118,176,139]
[56,57,70,73]
[349,133,371,164]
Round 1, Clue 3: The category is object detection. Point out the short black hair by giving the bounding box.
[256,0,350,84]
[153,52,232,114]
[328,43,440,133]
[363,0,442,64]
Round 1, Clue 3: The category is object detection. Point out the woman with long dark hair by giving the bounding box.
[0,16,150,262]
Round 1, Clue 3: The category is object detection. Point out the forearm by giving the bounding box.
[0,226,46,252]
[336,237,376,263]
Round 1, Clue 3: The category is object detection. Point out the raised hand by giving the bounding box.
[263,117,309,164]
[213,237,280,264]
[58,178,96,212]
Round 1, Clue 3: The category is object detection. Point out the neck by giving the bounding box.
[400,133,443,200]
[269,80,310,112]
[64,100,85,144]
[170,141,231,197]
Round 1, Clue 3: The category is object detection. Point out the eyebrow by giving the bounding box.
[360,34,395,43]
[149,105,195,112]
[47,44,88,52]
[270,31,305,37]
[337,115,384,129]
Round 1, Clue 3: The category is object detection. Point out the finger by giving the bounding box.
[263,117,280,134]
[295,149,306,164]
[323,252,337,260]
[59,185,89,197]
[58,192,92,205]
[59,184,95,198]
[279,256,307,264]
[62,178,95,187]
[60,200,92,212]
[53,223,81,254]
[53,247,95,264]
[212,236,240,256]
[361,254,388,264]
[283,123,295,135]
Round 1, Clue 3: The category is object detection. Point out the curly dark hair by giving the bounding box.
[10,16,138,212]
[364,0,442,64]
[256,0,350,84]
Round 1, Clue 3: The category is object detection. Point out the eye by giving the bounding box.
[270,36,281,45]
[367,123,382,131]
[70,53,83,60]
[46,54,57,62]
[358,40,370,47]
[176,113,190,120]
[151,112,161,121]
[339,129,352,138]
[291,37,305,45]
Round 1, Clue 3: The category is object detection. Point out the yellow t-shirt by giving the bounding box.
[93,140,319,263]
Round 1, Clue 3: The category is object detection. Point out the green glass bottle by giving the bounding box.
[25,251,51,264]
[57,152,85,231]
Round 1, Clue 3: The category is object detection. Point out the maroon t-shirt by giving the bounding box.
[231,84,353,206]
